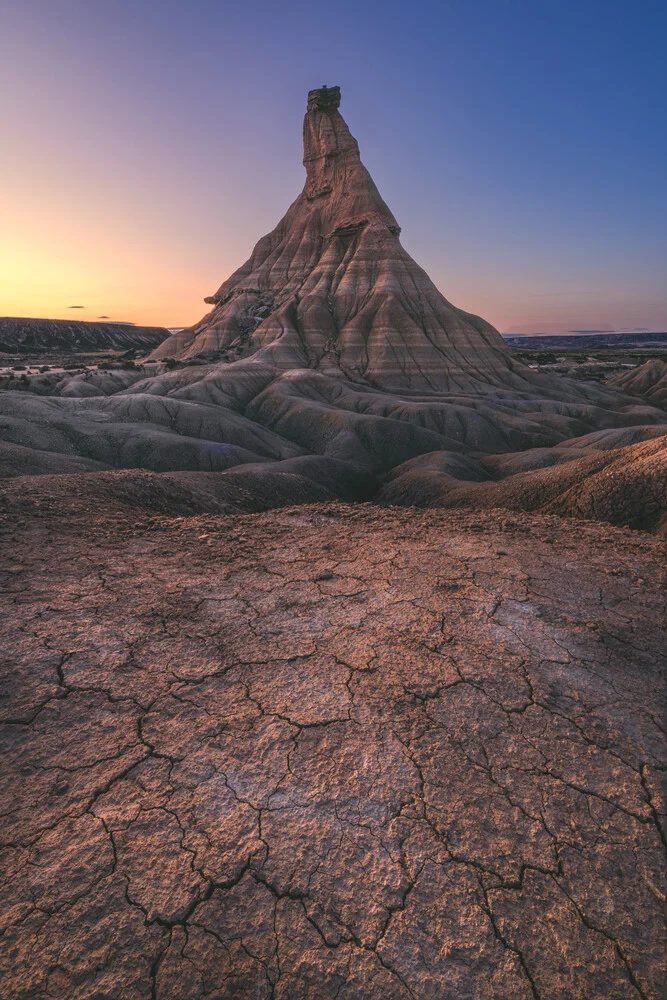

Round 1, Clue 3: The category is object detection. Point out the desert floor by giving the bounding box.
[1,501,665,998]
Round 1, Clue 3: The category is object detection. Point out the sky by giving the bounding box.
[1,0,666,334]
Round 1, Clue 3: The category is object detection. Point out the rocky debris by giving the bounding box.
[0,317,170,354]
[0,503,665,998]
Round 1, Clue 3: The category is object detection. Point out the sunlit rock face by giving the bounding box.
[150,86,522,392]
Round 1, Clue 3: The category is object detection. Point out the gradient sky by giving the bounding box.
[2,0,666,333]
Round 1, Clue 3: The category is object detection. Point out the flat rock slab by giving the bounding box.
[0,504,665,999]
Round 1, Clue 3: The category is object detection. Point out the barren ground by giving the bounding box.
[1,503,665,999]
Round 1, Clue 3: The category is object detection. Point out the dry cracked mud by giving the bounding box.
[1,503,665,999]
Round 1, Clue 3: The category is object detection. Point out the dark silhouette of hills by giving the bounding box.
[0,317,169,354]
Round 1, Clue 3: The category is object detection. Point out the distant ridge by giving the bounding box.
[0,317,170,354]
[503,331,667,349]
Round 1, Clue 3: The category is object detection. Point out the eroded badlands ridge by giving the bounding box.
[1,87,666,497]
[1,503,665,999]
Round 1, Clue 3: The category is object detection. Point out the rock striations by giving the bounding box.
[151,86,536,392]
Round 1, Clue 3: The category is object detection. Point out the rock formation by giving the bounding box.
[150,86,545,393]
[0,87,665,526]
[1,87,665,1000]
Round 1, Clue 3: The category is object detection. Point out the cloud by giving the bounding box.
[98,315,110,319]
[568,327,651,334]
[67,305,85,309]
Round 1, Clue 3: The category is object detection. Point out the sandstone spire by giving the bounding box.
[150,87,522,392]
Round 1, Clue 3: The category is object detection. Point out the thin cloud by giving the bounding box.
[568,327,651,334]
[67,305,85,309]
[98,315,110,319]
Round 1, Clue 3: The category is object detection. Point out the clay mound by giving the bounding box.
[379,434,667,534]
[607,359,667,408]
[0,469,239,520]
[0,390,303,475]
[546,438,667,535]
[1,504,664,998]
[0,456,378,523]
[0,316,169,354]
[478,424,667,477]
[237,367,663,460]
[0,441,108,478]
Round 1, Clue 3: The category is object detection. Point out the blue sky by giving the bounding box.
[1,0,666,331]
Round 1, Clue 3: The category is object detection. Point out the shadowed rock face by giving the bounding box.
[1,503,665,998]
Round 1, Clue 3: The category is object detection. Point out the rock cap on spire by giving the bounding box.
[307,85,341,112]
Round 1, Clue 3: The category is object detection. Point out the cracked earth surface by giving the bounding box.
[0,503,665,999]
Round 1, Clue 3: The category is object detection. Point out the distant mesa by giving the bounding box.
[567,328,651,335]
[0,316,169,354]
[504,330,667,350]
